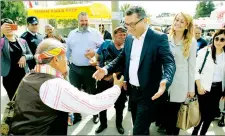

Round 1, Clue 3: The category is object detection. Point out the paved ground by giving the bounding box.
[1,79,225,135]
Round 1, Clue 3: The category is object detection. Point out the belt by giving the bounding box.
[130,84,140,90]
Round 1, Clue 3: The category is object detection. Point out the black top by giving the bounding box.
[103,30,112,41]
[8,41,25,76]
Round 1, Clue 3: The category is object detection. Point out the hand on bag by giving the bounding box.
[152,80,167,100]
[197,86,206,95]
[18,56,26,68]
[85,49,95,59]
[123,81,127,91]
[187,92,195,98]
[92,66,106,81]
[113,73,124,88]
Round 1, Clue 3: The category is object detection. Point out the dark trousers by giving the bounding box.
[129,85,152,135]
[97,80,127,127]
[165,102,181,135]
[69,64,98,119]
[192,82,222,135]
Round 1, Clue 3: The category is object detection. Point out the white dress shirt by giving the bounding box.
[129,29,148,86]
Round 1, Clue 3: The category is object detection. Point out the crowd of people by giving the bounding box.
[1,5,225,135]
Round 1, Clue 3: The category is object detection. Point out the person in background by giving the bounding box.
[164,26,171,34]
[166,12,196,135]
[99,24,112,40]
[0,18,33,100]
[66,12,104,125]
[195,27,208,52]
[92,6,176,135]
[192,29,225,135]
[20,16,43,69]
[44,24,66,43]
[10,38,124,135]
[89,26,127,134]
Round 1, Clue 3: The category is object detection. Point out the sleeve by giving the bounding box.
[97,42,105,55]
[95,30,104,48]
[188,39,197,92]
[66,32,72,60]
[39,78,121,115]
[158,34,176,88]
[22,39,33,60]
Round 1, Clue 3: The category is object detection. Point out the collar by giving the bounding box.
[28,30,37,36]
[75,27,91,33]
[132,27,148,40]
[34,64,64,79]
[170,35,183,47]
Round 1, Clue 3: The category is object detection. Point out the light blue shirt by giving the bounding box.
[66,27,104,66]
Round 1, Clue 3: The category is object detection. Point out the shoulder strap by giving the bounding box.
[199,48,210,74]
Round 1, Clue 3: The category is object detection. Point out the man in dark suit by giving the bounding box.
[99,24,112,41]
[92,6,176,135]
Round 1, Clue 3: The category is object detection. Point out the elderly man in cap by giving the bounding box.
[89,26,127,134]
[20,16,44,69]
[10,38,124,135]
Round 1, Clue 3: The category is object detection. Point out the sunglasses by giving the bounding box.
[215,37,225,42]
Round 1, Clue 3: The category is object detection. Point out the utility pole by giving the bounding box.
[111,1,120,38]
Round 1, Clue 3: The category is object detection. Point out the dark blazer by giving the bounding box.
[103,30,112,41]
[1,37,33,77]
[105,28,176,107]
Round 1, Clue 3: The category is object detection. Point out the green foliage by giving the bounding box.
[194,1,215,19]
[120,3,132,17]
[1,1,27,25]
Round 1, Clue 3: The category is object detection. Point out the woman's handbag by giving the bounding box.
[177,97,201,130]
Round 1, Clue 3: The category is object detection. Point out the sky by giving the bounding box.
[95,1,224,17]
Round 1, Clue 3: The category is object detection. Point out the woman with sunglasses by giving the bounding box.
[192,29,225,135]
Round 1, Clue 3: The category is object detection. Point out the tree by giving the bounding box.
[1,1,27,25]
[194,1,215,19]
[49,1,90,28]
[120,3,132,17]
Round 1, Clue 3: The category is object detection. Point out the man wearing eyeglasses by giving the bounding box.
[20,16,44,69]
[92,6,176,135]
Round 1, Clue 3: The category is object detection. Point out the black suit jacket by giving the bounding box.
[105,28,176,106]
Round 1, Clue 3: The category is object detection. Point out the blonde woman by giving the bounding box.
[166,12,197,135]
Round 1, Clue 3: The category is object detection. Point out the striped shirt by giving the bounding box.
[38,64,121,115]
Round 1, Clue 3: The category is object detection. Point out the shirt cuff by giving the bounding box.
[103,67,108,75]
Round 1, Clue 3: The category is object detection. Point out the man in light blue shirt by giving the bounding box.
[66,12,104,125]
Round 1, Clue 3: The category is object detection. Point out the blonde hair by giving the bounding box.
[169,12,194,57]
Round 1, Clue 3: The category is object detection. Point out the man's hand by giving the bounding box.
[92,66,106,81]
[85,49,95,59]
[152,80,167,100]
[113,73,124,88]
[18,56,26,68]
[187,92,195,98]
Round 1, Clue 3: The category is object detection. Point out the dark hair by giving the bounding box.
[1,18,14,25]
[211,29,225,64]
[125,6,147,19]
[99,24,104,28]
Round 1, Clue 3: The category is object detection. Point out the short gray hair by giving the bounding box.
[35,38,65,64]
[78,12,88,21]
[125,6,147,19]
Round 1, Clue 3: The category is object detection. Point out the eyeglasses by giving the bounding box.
[215,37,225,42]
[124,18,144,28]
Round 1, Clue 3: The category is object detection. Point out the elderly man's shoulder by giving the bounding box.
[89,27,101,33]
